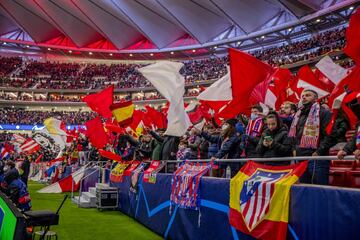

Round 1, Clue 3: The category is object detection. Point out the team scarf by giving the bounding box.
[130,162,148,194]
[176,147,191,160]
[356,126,360,149]
[143,160,166,183]
[246,117,263,137]
[289,102,320,149]
[170,161,211,210]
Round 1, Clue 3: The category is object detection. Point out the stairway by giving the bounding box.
[72,183,110,208]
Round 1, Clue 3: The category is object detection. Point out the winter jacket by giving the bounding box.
[329,116,350,144]
[201,132,240,159]
[20,159,30,186]
[256,125,292,159]
[160,135,180,160]
[3,168,31,211]
[149,130,164,160]
[188,135,202,159]
[343,123,360,154]
[207,142,219,158]
[198,138,209,159]
[280,115,294,129]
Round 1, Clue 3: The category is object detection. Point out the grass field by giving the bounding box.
[28,181,161,240]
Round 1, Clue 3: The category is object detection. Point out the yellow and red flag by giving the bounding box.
[110,100,134,126]
[229,161,307,240]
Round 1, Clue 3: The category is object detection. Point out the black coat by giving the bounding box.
[256,125,292,158]
[20,159,30,185]
[343,123,359,154]
[201,132,240,159]
[291,103,332,156]
[160,135,180,160]
[329,116,350,144]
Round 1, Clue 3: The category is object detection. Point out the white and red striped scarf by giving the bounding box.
[289,102,320,149]
[245,118,263,137]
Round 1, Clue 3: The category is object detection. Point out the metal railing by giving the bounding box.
[70,160,117,206]
[68,155,357,200]
[163,155,356,163]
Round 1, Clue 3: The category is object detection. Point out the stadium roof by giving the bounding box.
[0,0,358,59]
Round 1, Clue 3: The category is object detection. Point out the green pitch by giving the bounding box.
[28,181,161,240]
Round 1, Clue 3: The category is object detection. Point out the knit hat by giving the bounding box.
[225,118,238,127]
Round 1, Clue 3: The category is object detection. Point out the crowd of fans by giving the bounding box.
[0,108,97,125]
[2,88,359,188]
[0,57,22,77]
[0,27,349,92]
[0,89,201,103]
[252,28,346,65]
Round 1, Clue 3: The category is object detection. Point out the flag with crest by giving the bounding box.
[229,161,307,240]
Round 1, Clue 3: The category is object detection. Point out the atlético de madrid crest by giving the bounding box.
[239,169,287,230]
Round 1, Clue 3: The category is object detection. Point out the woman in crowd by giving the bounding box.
[256,111,292,165]
[198,119,240,176]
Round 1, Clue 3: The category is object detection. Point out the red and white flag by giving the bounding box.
[296,65,330,98]
[218,49,273,118]
[20,138,41,154]
[315,55,348,85]
[37,166,87,193]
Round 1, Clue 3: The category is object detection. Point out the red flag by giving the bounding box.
[329,66,360,106]
[296,65,331,98]
[85,117,109,149]
[327,66,360,129]
[218,49,273,118]
[82,85,114,118]
[344,9,360,63]
[98,149,122,162]
[66,129,78,143]
[105,123,126,134]
[186,104,205,126]
[314,69,335,93]
[129,110,144,131]
[145,106,167,129]
[271,69,296,110]
[249,68,294,108]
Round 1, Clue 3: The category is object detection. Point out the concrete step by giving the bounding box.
[72,196,95,208]
[89,187,97,196]
[81,192,96,206]
[95,183,109,189]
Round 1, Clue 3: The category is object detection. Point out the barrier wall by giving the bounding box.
[111,174,360,240]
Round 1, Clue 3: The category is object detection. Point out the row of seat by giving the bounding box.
[329,160,360,188]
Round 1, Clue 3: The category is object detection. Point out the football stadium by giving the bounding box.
[0,0,360,239]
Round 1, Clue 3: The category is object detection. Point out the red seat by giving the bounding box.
[347,171,360,188]
[329,169,348,187]
[330,160,356,169]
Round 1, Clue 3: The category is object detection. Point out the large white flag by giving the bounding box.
[197,67,232,101]
[139,61,191,137]
[32,128,66,159]
[315,55,348,84]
